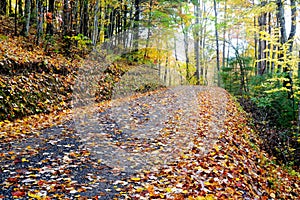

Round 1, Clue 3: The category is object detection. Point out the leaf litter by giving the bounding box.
[0,86,299,199]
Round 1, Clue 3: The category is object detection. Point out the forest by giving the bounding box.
[0,0,299,199]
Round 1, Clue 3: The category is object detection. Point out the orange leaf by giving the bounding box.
[147,185,154,195]
[11,191,25,197]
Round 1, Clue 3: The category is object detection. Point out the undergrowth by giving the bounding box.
[238,97,299,171]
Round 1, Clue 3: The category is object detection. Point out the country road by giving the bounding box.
[74,86,227,172]
[0,86,298,199]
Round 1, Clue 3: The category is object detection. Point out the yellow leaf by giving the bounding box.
[213,144,220,152]
[131,177,141,181]
[195,197,206,200]
[136,187,144,193]
[204,181,211,186]
[166,187,172,193]
[28,191,43,200]
[205,194,216,200]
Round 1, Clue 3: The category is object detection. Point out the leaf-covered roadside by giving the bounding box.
[0,35,79,121]
[238,97,300,168]
[122,88,300,199]
[0,35,132,121]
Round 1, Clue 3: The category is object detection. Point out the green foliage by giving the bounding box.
[0,34,8,41]
[64,34,92,57]
[121,48,164,65]
[284,165,300,177]
[66,34,92,47]
[220,56,254,95]
[122,50,146,64]
[224,46,299,167]
[249,73,295,127]
[238,71,300,168]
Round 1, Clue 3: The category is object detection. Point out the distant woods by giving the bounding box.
[0,0,299,95]
[0,1,299,88]
[0,0,144,44]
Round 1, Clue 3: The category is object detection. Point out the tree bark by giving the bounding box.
[133,0,140,49]
[222,0,227,70]
[184,29,189,81]
[257,1,267,75]
[144,0,153,59]
[46,0,54,35]
[21,0,31,37]
[9,0,12,15]
[0,0,7,15]
[287,0,296,52]
[14,0,18,35]
[63,0,70,36]
[18,0,23,17]
[92,0,100,46]
[194,0,200,84]
[201,1,207,85]
[30,0,36,23]
[36,0,44,44]
[276,0,297,98]
[213,0,220,86]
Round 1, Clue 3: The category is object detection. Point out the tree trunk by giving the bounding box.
[30,0,36,23]
[222,0,227,70]
[298,51,300,80]
[99,1,105,43]
[14,0,18,36]
[184,29,189,82]
[0,0,7,15]
[122,4,128,31]
[18,0,23,17]
[201,1,207,85]
[109,9,116,37]
[9,0,12,15]
[254,15,258,75]
[92,0,100,46]
[63,0,70,36]
[287,0,297,52]
[164,56,168,84]
[257,2,267,75]
[46,0,54,35]
[133,0,140,49]
[267,12,275,74]
[144,0,153,59]
[71,0,79,35]
[36,0,44,44]
[194,0,200,84]
[277,0,296,98]
[213,0,220,86]
[21,0,31,37]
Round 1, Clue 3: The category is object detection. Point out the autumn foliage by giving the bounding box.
[122,88,299,199]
